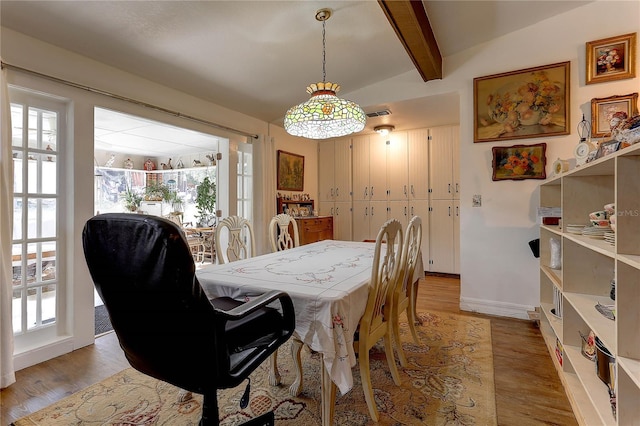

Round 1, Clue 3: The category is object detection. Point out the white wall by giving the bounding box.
[352,1,640,318]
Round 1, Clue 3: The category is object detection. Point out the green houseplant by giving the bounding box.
[195,176,216,227]
[120,186,142,212]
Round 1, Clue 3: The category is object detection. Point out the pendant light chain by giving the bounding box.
[322,19,326,84]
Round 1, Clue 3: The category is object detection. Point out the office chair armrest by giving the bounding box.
[213,290,295,321]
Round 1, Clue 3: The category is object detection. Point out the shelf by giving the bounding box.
[564,345,617,426]
[541,224,562,235]
[617,253,640,269]
[563,233,616,259]
[541,265,562,288]
[541,302,563,341]
[618,356,640,389]
[563,292,616,351]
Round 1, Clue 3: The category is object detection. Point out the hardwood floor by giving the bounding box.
[1,275,577,425]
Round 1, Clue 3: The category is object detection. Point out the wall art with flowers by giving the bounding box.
[492,143,547,181]
[474,62,570,143]
[586,32,636,85]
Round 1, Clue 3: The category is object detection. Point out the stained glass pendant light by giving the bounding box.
[284,8,366,139]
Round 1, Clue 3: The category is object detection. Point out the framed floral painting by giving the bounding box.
[586,32,636,85]
[491,143,547,181]
[277,150,304,191]
[590,93,639,138]
[474,62,570,143]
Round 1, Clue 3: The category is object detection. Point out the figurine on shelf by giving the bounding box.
[161,158,173,170]
[193,159,203,167]
[609,111,640,146]
[123,158,134,169]
[176,159,184,169]
[144,159,156,171]
[104,154,116,168]
[205,153,216,166]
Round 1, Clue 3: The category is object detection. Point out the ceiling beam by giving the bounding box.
[378,0,442,82]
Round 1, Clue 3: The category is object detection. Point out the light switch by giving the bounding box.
[472,195,481,207]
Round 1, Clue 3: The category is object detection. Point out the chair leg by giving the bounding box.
[358,343,379,422]
[383,331,401,386]
[407,280,421,342]
[200,392,220,426]
[392,306,408,368]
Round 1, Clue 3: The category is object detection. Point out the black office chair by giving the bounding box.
[82,213,295,426]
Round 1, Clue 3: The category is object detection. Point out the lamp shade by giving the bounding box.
[284,82,366,139]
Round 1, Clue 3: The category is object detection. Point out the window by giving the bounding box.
[10,89,66,343]
[237,143,253,222]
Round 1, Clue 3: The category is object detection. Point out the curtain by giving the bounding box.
[0,62,16,388]
[252,134,277,255]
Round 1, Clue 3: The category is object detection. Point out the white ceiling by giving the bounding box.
[1,1,590,153]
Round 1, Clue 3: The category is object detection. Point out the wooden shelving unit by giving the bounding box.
[538,143,640,425]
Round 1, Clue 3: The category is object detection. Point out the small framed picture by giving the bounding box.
[591,93,639,138]
[595,140,621,160]
[586,32,636,85]
[491,143,547,181]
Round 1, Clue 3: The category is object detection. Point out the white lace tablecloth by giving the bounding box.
[197,240,376,395]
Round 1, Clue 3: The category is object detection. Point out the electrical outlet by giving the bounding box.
[472,194,481,207]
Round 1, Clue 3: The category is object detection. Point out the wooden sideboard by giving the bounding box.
[296,216,333,245]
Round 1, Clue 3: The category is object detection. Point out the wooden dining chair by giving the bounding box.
[268,213,300,252]
[165,213,206,263]
[214,215,255,264]
[355,218,404,422]
[389,215,423,367]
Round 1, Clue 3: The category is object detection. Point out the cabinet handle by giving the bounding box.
[365,206,368,216]
[371,186,374,197]
[456,183,459,193]
[448,183,451,193]
[448,206,451,216]
[404,185,407,196]
[371,206,374,216]
[336,187,339,197]
[331,188,334,197]
[411,185,415,196]
[364,187,368,197]
[411,206,414,216]
[456,205,459,216]
[404,206,407,216]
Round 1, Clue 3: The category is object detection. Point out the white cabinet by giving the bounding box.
[538,144,640,426]
[352,132,408,241]
[319,138,352,240]
[428,125,460,273]
[139,200,163,216]
[407,128,430,269]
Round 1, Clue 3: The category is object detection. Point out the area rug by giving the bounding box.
[12,311,496,425]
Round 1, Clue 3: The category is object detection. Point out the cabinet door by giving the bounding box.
[333,202,351,241]
[453,199,460,273]
[352,200,370,242]
[429,199,455,273]
[388,200,409,227]
[429,126,456,200]
[408,128,430,201]
[334,138,352,202]
[318,140,335,202]
[451,128,460,200]
[387,132,408,201]
[369,200,389,239]
[409,200,430,272]
[369,136,388,202]
[352,135,370,201]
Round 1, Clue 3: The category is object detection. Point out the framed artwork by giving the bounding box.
[590,93,639,138]
[595,140,622,160]
[277,150,304,191]
[586,32,636,85]
[491,143,547,181]
[474,61,570,143]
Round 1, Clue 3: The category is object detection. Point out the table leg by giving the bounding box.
[320,353,337,426]
[268,352,281,386]
[288,338,304,396]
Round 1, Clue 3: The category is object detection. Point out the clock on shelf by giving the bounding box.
[574,141,596,166]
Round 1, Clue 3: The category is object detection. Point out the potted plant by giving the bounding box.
[121,186,142,212]
[195,176,216,227]
[144,182,171,201]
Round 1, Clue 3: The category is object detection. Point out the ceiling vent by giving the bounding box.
[366,109,391,118]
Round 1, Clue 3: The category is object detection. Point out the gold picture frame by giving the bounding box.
[474,62,570,143]
[277,150,304,191]
[590,93,639,138]
[491,143,547,181]
[586,32,637,85]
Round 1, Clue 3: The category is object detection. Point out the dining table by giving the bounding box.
[197,239,380,425]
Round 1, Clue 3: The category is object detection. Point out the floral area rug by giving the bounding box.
[12,311,496,426]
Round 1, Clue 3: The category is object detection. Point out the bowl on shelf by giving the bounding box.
[589,210,607,220]
[590,219,610,228]
[603,203,615,216]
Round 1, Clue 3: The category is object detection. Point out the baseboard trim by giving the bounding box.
[460,296,533,320]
